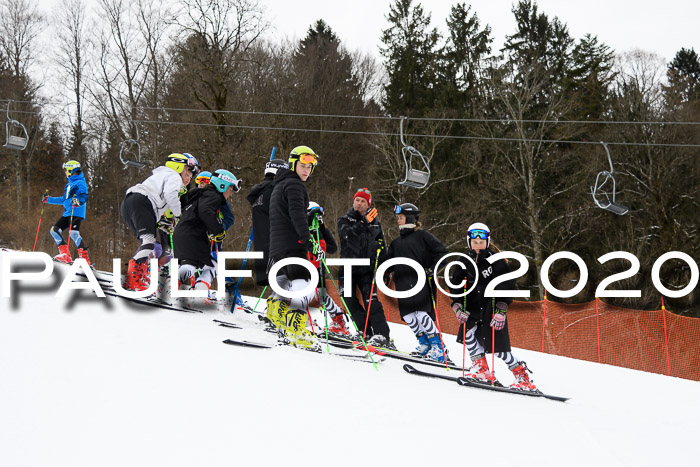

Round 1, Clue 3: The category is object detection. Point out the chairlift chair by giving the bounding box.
[398,117,430,189]
[119,125,146,169]
[4,101,29,151]
[590,142,629,215]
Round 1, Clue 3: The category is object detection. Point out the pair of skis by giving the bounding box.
[403,364,569,402]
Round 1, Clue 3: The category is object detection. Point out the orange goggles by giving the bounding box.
[298,153,318,165]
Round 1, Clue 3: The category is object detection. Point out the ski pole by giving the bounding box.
[462,282,468,377]
[491,297,496,386]
[32,190,49,252]
[428,275,449,370]
[362,241,383,341]
[312,237,378,370]
[252,286,267,313]
[230,227,254,313]
[313,220,330,352]
[67,198,76,256]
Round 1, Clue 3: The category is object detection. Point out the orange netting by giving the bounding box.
[322,279,700,382]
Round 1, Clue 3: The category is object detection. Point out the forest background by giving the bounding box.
[1,0,699,316]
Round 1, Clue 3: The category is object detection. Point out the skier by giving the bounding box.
[120,153,198,290]
[173,169,240,292]
[44,160,90,265]
[337,187,392,345]
[386,203,449,363]
[266,146,344,350]
[246,159,288,290]
[448,223,536,390]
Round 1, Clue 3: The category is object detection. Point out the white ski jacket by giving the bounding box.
[126,166,184,219]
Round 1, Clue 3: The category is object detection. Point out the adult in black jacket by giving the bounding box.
[386,203,449,363]
[448,222,536,390]
[246,159,288,286]
[337,188,391,344]
[173,169,240,291]
[266,146,322,351]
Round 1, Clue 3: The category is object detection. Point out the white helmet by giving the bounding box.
[467,222,490,250]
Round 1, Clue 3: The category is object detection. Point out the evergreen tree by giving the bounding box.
[380,0,441,115]
[667,47,700,103]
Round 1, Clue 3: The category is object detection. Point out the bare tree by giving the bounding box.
[0,0,44,77]
[54,0,90,161]
[173,0,268,144]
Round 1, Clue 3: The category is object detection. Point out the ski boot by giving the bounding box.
[76,248,92,267]
[425,333,446,363]
[124,259,149,291]
[510,362,537,391]
[411,332,430,357]
[328,313,350,336]
[284,309,320,352]
[465,355,497,383]
[54,244,72,264]
[194,280,217,308]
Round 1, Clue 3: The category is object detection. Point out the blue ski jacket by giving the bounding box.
[47,171,88,219]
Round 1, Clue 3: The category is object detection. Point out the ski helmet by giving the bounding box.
[307,201,324,225]
[210,169,241,193]
[62,160,81,176]
[288,146,319,174]
[165,153,198,174]
[195,171,212,185]
[183,153,200,174]
[467,222,490,250]
[393,203,420,224]
[265,158,289,176]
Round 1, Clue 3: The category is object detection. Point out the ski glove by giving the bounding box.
[208,231,226,243]
[452,303,470,324]
[157,216,176,235]
[42,193,49,203]
[307,239,325,263]
[490,302,508,330]
[363,207,378,223]
[71,197,81,207]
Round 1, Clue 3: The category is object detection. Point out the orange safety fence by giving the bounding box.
[322,279,700,382]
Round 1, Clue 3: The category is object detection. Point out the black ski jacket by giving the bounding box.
[387,228,448,318]
[247,174,275,285]
[173,185,226,267]
[337,208,387,276]
[448,248,515,322]
[448,248,515,352]
[268,169,311,262]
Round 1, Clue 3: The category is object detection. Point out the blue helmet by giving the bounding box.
[210,169,241,193]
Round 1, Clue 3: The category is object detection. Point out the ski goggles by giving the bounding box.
[468,229,489,240]
[393,205,405,214]
[195,174,211,184]
[185,158,200,174]
[297,153,318,165]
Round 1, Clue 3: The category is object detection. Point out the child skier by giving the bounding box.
[386,203,449,363]
[45,160,90,266]
[120,153,197,290]
[448,223,536,390]
[172,169,240,292]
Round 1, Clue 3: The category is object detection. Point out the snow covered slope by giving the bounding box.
[1,262,698,467]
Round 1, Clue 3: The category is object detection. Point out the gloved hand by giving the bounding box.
[42,192,49,203]
[208,231,226,243]
[363,207,378,223]
[71,197,80,207]
[307,239,325,262]
[157,215,176,235]
[452,303,470,324]
[490,302,508,330]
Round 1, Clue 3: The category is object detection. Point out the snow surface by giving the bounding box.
[1,260,699,467]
